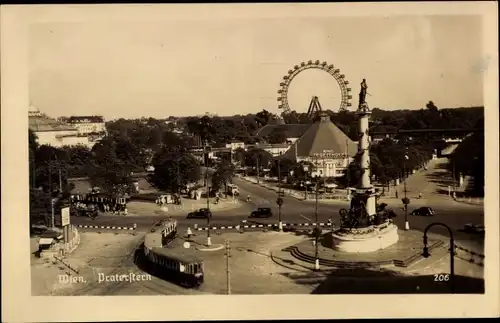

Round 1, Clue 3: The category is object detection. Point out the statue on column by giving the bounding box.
[358,79,369,112]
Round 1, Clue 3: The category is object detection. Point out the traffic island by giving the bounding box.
[277,229,445,270]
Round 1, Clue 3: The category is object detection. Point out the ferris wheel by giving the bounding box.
[277,60,352,117]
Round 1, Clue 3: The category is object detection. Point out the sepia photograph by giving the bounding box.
[2,2,499,322]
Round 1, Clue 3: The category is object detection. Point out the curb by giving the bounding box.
[76,224,136,231]
[454,244,485,266]
[195,244,224,252]
[194,222,333,231]
[240,176,350,202]
[53,255,80,275]
[281,240,445,269]
[270,250,329,273]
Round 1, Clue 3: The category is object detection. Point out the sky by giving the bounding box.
[28,13,485,119]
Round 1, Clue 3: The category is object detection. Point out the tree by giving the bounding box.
[34,144,70,192]
[148,146,201,193]
[448,132,484,196]
[233,147,247,166]
[210,160,235,194]
[290,160,315,182]
[244,148,273,170]
[270,157,295,178]
[426,101,439,113]
[255,109,272,128]
[266,128,288,144]
[86,136,143,195]
[29,130,39,188]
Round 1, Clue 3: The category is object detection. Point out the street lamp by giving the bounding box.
[303,164,309,200]
[422,222,455,293]
[255,155,260,184]
[204,141,211,246]
[313,175,320,270]
[277,153,284,231]
[404,153,410,230]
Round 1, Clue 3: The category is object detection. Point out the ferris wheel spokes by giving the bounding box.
[276,60,352,122]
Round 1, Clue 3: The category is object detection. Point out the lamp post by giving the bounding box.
[404,153,410,230]
[225,239,231,295]
[50,197,56,229]
[303,164,309,200]
[313,175,320,270]
[256,155,260,184]
[452,161,456,192]
[422,222,455,293]
[204,142,211,246]
[277,154,283,231]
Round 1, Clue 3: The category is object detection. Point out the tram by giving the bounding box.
[143,228,204,288]
[159,219,178,245]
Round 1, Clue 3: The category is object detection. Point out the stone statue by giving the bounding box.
[358,79,368,110]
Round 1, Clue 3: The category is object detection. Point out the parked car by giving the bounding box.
[249,207,273,218]
[187,208,212,219]
[410,207,435,216]
[464,223,485,234]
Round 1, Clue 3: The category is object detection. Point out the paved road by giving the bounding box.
[72,159,484,250]
[72,174,484,250]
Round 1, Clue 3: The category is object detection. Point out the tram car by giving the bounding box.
[143,230,204,288]
[86,193,128,213]
[158,219,178,245]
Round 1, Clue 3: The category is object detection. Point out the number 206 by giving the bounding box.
[434,274,450,282]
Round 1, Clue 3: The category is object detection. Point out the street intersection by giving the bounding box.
[72,172,484,253]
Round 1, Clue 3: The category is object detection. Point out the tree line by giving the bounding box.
[29,102,484,198]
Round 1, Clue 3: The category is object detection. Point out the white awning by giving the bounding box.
[39,238,54,245]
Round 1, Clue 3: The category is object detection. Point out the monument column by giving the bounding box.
[330,78,399,253]
[355,78,377,217]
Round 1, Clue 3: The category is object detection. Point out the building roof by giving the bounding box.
[283,114,357,160]
[67,116,105,123]
[254,123,310,139]
[29,116,78,132]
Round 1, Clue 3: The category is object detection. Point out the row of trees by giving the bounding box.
[169,103,484,147]
[447,132,484,196]
[30,101,484,198]
[337,138,434,189]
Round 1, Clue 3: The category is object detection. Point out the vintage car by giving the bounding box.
[186,208,213,219]
[249,207,273,218]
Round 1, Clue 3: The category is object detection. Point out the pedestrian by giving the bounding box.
[395,191,399,199]
[418,192,422,199]
[124,208,128,216]
[186,227,192,240]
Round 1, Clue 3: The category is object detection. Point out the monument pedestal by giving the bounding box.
[330,222,399,253]
[332,188,399,253]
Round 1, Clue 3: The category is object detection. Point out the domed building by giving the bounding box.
[282,113,357,178]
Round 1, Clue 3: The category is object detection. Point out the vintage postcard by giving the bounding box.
[1,2,498,322]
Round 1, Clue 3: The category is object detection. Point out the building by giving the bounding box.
[282,114,357,178]
[66,116,106,135]
[246,143,290,157]
[253,123,310,144]
[225,142,245,150]
[29,107,90,148]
